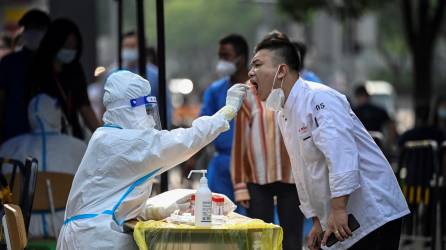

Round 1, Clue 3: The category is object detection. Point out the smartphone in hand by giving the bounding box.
[320,214,360,247]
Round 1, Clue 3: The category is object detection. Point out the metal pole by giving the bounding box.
[136,0,147,78]
[45,179,58,239]
[117,0,123,69]
[156,0,168,192]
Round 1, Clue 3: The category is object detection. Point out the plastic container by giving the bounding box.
[190,194,195,215]
[212,195,225,215]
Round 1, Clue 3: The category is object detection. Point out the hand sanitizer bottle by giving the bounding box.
[188,170,212,226]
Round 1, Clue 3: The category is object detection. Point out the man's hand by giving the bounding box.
[307,217,323,250]
[239,200,250,209]
[322,196,352,246]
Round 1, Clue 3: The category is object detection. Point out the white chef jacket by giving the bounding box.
[277,78,409,249]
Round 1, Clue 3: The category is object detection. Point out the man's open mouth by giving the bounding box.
[249,79,258,90]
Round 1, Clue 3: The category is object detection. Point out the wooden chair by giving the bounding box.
[33,172,73,212]
[2,203,27,250]
[25,172,74,250]
[32,172,74,238]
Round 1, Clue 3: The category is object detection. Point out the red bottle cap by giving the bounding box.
[212,195,224,203]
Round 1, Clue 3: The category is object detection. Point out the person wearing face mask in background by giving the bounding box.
[107,31,173,127]
[0,9,50,143]
[28,18,100,141]
[399,97,446,148]
[198,34,250,213]
[120,31,158,88]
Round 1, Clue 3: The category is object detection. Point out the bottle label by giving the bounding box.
[201,201,212,222]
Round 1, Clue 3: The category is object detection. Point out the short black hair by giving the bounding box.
[292,41,306,69]
[255,30,301,72]
[354,85,369,97]
[146,46,157,65]
[18,9,50,29]
[219,34,249,63]
[122,30,137,40]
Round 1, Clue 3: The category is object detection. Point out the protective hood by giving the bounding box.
[102,70,155,130]
[28,94,62,133]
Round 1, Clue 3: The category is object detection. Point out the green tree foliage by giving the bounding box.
[375,2,410,87]
[277,0,387,22]
[164,0,262,52]
[123,0,264,86]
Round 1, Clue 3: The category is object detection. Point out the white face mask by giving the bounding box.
[56,49,77,64]
[121,48,138,64]
[22,29,45,51]
[265,65,285,111]
[216,59,237,77]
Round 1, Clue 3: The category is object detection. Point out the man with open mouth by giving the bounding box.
[248,30,409,250]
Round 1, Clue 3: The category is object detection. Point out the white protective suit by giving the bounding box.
[57,70,247,250]
[278,78,409,249]
[0,94,87,238]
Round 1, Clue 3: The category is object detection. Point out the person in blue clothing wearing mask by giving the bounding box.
[0,9,50,143]
[200,34,250,212]
[110,31,172,127]
[120,31,159,91]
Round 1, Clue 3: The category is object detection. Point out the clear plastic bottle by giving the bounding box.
[188,170,212,226]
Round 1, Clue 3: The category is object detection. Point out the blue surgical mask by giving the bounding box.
[437,108,446,119]
[56,49,77,64]
[121,48,138,63]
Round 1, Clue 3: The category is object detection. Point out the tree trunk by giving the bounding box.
[401,0,445,121]
[412,46,434,122]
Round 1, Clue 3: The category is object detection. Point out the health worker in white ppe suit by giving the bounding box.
[248,31,409,250]
[0,93,87,238]
[57,70,248,250]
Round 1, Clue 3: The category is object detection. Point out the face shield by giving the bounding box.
[130,95,162,130]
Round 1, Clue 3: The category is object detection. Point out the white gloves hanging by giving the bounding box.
[215,83,249,121]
